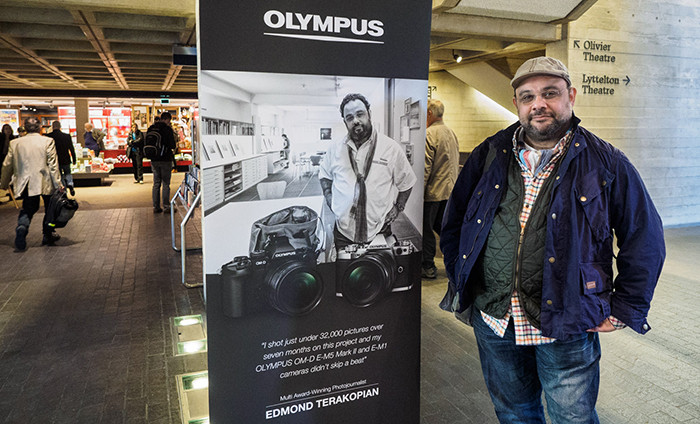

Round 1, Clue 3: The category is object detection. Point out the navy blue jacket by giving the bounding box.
[440,117,665,340]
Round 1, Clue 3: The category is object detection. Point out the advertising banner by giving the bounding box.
[198,1,431,422]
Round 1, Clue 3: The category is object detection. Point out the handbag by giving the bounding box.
[46,188,79,229]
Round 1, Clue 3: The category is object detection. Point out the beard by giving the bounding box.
[348,121,372,143]
[522,111,570,143]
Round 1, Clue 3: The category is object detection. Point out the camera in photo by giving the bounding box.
[335,234,416,307]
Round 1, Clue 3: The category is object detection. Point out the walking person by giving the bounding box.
[147,112,176,213]
[422,99,459,279]
[127,123,144,184]
[47,120,76,196]
[0,117,63,251]
[439,56,665,423]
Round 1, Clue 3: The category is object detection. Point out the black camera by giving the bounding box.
[336,237,416,307]
[220,206,324,318]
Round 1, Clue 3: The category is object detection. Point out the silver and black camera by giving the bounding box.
[220,206,324,318]
[335,235,416,307]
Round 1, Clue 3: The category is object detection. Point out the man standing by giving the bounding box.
[148,111,176,213]
[83,122,105,157]
[319,93,416,248]
[422,99,459,279]
[47,120,76,196]
[1,116,63,250]
[440,57,665,423]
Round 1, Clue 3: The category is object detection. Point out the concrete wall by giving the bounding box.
[427,71,516,153]
[564,0,700,226]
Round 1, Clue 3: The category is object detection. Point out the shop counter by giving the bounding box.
[103,148,193,169]
[103,148,193,174]
[72,171,111,186]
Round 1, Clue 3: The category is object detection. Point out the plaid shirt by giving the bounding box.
[480,127,627,345]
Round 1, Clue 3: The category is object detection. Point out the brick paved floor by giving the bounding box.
[0,182,204,423]
[0,176,698,423]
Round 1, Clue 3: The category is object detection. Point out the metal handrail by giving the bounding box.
[170,184,203,288]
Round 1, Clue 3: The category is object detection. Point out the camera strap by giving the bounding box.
[346,129,377,243]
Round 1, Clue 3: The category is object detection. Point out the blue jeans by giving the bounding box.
[59,164,73,187]
[472,308,601,424]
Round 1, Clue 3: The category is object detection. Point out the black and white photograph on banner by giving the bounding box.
[201,70,427,423]
[200,70,426,265]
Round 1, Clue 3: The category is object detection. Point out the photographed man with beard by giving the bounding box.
[320,93,416,249]
[439,57,665,423]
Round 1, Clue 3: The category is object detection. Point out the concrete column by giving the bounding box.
[563,0,700,226]
[74,98,89,147]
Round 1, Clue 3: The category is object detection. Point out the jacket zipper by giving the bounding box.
[514,226,525,299]
[513,176,527,300]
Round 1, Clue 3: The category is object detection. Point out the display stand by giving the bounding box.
[170,166,203,288]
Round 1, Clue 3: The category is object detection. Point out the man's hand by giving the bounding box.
[386,188,411,225]
[587,318,617,333]
[384,204,400,225]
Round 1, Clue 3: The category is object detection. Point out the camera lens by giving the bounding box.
[341,251,396,307]
[266,262,323,316]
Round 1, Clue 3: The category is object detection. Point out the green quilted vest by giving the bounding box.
[473,154,558,329]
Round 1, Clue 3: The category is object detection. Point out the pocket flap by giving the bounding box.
[465,185,485,220]
[580,262,613,294]
[575,168,615,204]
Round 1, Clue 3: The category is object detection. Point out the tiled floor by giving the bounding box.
[0,176,698,423]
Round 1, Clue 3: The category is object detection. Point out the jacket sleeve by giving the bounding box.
[69,137,76,164]
[92,129,105,142]
[610,152,665,334]
[46,139,62,189]
[439,141,490,310]
[424,131,436,185]
[166,128,177,150]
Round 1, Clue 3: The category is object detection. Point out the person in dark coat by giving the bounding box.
[47,121,76,195]
[127,123,144,183]
[1,124,15,174]
[439,56,665,423]
[148,112,176,213]
[83,122,105,157]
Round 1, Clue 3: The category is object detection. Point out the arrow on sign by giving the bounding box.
[623,76,630,85]
[574,40,580,48]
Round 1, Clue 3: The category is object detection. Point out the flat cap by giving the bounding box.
[511,56,571,89]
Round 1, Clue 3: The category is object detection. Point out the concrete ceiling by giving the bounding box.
[429,0,598,77]
[0,0,197,98]
[0,0,597,101]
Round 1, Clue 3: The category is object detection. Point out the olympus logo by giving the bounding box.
[263,10,385,44]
